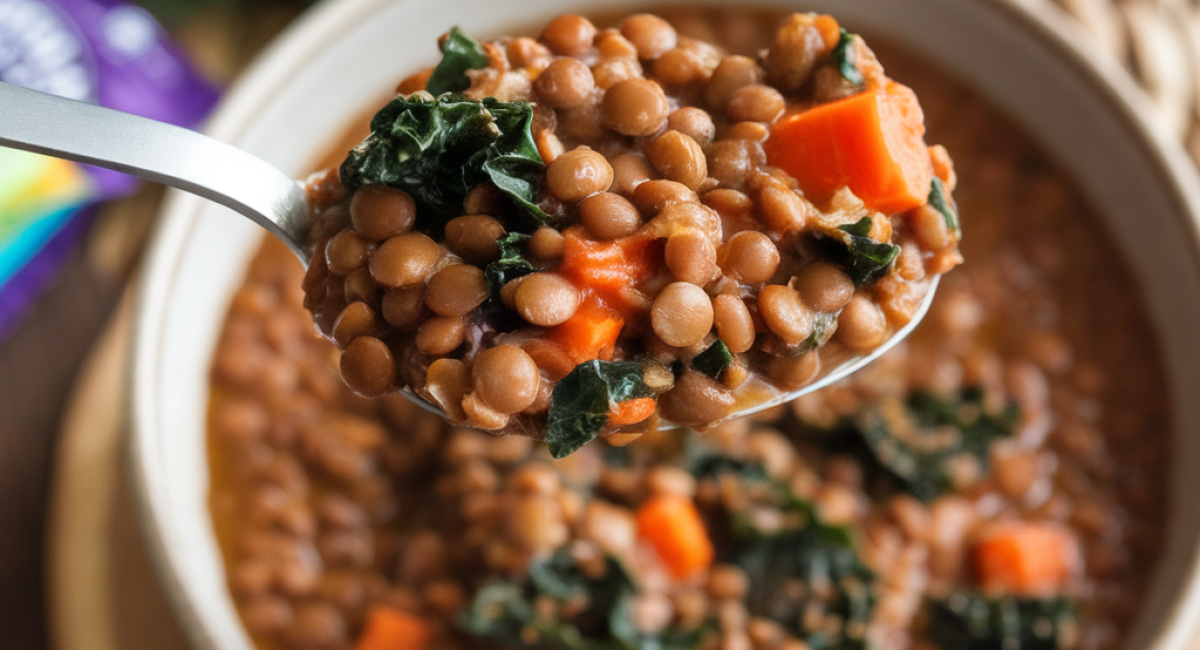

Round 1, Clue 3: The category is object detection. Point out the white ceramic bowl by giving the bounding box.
[128,1,1200,649]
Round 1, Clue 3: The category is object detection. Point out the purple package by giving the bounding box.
[0,0,219,337]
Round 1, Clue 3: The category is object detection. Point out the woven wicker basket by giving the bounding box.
[1048,0,1200,161]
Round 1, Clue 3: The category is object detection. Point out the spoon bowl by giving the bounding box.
[0,79,937,427]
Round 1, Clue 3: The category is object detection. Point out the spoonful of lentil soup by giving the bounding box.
[0,11,959,457]
[301,11,962,457]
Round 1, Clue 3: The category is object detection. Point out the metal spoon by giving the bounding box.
[0,80,937,425]
[0,81,312,260]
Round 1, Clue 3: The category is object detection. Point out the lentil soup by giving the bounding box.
[208,8,1168,650]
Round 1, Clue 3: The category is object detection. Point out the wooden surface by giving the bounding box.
[44,292,192,650]
[0,228,128,650]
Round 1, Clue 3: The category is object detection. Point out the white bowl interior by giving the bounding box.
[129,1,1200,649]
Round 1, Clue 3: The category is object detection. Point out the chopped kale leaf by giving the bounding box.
[461,548,711,650]
[928,593,1077,650]
[830,29,865,87]
[546,360,654,458]
[928,177,959,233]
[850,388,1019,501]
[736,483,874,650]
[426,27,490,95]
[697,456,874,650]
[486,232,536,293]
[339,94,548,228]
[829,217,901,286]
[692,340,734,381]
[688,453,768,482]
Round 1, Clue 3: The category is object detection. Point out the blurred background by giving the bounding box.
[1,0,1198,648]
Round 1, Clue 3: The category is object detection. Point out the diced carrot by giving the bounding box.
[557,227,661,314]
[609,397,657,427]
[355,605,432,650]
[551,295,624,364]
[972,521,1080,597]
[764,81,933,214]
[636,494,714,579]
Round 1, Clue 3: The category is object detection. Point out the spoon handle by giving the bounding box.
[0,81,311,260]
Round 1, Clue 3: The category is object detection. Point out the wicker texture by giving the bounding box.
[1048,0,1200,161]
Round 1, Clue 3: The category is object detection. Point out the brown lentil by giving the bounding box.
[539,14,596,57]
[580,192,642,240]
[338,336,395,397]
[646,130,708,190]
[423,264,489,318]
[651,282,714,347]
[546,148,614,203]
[602,78,669,136]
[515,272,580,326]
[632,179,698,215]
[443,215,505,265]
[415,316,466,356]
[619,13,677,60]
[367,233,439,288]
[350,185,415,241]
[324,230,370,275]
[704,55,760,111]
[724,84,785,124]
[757,284,813,344]
[472,345,541,414]
[712,294,756,353]
[719,231,779,284]
[836,294,888,351]
[667,107,716,145]
[610,153,655,195]
[534,58,596,109]
[528,227,566,262]
[794,263,854,313]
[664,229,717,286]
[331,301,377,347]
[380,285,424,330]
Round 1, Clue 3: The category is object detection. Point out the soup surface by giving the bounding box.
[207,8,1169,650]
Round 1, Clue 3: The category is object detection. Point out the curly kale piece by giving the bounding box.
[339,93,548,229]
[928,593,1077,650]
[546,361,653,459]
[461,548,710,650]
[426,27,489,95]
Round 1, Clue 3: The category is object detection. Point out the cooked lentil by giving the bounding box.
[212,9,1168,650]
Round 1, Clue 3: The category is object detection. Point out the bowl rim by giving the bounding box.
[127,0,1200,649]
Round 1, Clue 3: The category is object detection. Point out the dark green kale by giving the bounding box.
[688,452,767,483]
[461,548,710,650]
[928,593,1077,650]
[546,361,654,459]
[698,457,874,650]
[734,484,874,650]
[829,217,901,286]
[852,388,1019,501]
[339,94,548,228]
[425,27,490,95]
[692,340,734,381]
[486,232,536,293]
[928,177,959,233]
[830,29,865,87]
